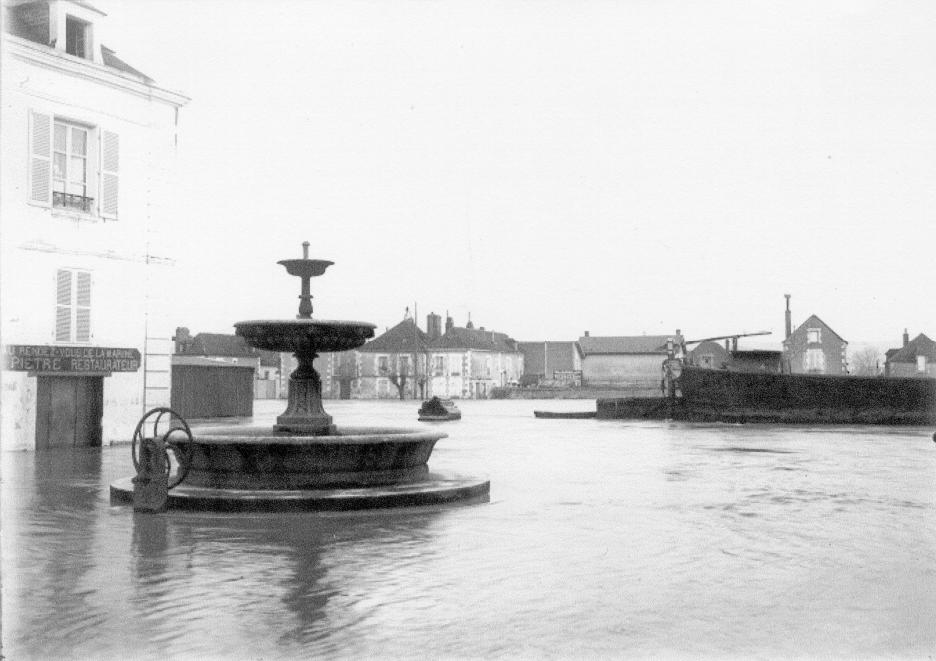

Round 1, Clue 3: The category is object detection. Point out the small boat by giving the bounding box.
[533,410,596,419]
[418,397,462,421]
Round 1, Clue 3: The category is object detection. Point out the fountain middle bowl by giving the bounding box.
[235,319,376,353]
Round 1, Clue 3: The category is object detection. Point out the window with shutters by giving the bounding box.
[30,111,119,219]
[55,269,92,343]
[53,120,92,212]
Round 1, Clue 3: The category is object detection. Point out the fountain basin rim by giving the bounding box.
[185,426,446,446]
[234,319,376,328]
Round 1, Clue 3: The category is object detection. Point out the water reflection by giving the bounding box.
[3,402,936,660]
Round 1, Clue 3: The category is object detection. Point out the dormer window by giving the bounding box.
[65,16,90,59]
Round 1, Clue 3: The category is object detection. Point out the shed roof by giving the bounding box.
[184,333,259,358]
[578,335,670,356]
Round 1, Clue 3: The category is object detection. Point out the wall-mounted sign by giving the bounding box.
[4,345,141,373]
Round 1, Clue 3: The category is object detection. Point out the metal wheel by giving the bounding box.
[162,420,194,489]
[131,407,194,489]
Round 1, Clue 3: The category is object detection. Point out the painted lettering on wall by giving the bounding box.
[3,345,141,373]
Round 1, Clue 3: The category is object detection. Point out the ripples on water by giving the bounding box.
[3,399,935,659]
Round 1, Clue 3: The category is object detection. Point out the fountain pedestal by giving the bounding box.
[275,352,334,434]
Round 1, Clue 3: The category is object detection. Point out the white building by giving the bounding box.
[1,0,188,450]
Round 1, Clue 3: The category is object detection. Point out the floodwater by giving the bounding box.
[3,399,935,660]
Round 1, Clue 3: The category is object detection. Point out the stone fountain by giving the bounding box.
[110,243,490,511]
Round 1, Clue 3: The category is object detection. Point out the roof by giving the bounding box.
[181,333,259,358]
[101,45,153,83]
[731,349,783,359]
[5,2,153,82]
[791,314,847,343]
[430,327,519,353]
[359,319,430,353]
[578,335,670,356]
[887,333,936,363]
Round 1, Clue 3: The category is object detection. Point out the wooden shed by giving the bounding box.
[171,358,254,419]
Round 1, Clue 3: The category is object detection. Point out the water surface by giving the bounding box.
[3,399,935,659]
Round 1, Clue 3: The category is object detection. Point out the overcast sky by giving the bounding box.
[101,0,934,349]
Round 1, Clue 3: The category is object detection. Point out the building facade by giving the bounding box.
[578,332,673,389]
[314,313,524,400]
[1,1,187,449]
[783,314,848,375]
[518,341,583,386]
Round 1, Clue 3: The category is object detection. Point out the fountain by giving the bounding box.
[110,243,490,511]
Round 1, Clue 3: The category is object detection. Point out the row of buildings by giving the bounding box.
[168,297,934,412]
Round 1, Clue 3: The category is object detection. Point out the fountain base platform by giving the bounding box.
[110,472,490,512]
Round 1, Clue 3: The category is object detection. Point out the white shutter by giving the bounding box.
[55,270,72,341]
[29,111,53,206]
[75,271,92,342]
[100,130,119,219]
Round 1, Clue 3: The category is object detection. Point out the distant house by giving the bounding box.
[885,331,936,378]
[688,340,729,369]
[518,341,583,386]
[318,312,524,400]
[577,332,673,389]
[783,314,847,375]
[355,316,430,400]
[428,316,524,399]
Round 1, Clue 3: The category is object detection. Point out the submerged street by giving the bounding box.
[3,399,935,659]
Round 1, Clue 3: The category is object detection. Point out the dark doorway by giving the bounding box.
[36,376,103,448]
[338,378,352,400]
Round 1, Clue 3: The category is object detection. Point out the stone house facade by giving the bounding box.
[313,313,524,400]
[783,314,847,375]
[1,1,187,450]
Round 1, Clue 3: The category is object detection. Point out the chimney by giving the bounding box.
[445,315,454,333]
[584,330,590,337]
[784,294,792,340]
[903,328,909,347]
[427,313,442,340]
[172,327,192,354]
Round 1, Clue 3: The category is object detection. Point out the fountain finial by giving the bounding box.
[277,242,334,319]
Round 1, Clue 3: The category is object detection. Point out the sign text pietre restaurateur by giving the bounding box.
[4,345,141,373]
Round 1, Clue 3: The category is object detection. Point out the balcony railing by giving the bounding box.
[53,192,94,213]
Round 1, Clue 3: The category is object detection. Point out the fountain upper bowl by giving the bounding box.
[277,259,334,277]
[235,319,376,353]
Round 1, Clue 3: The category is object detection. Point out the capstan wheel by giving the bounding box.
[131,407,194,489]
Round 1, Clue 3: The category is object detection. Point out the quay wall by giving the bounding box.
[680,367,936,413]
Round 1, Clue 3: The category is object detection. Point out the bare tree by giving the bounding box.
[386,354,412,400]
[850,346,882,376]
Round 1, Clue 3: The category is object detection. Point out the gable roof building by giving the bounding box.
[885,331,936,378]
[359,318,429,354]
[783,313,848,375]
